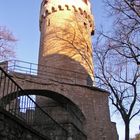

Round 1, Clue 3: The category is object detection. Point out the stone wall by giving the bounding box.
[0,63,118,140]
[0,108,49,140]
[11,74,119,140]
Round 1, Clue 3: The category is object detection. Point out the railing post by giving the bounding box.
[14,60,16,72]
[30,63,32,75]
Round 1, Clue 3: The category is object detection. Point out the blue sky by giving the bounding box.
[0,0,109,63]
[0,0,40,62]
[0,0,139,139]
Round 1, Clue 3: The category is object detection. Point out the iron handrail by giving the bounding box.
[0,66,68,138]
[6,60,94,85]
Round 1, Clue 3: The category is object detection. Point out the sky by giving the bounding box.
[0,0,140,139]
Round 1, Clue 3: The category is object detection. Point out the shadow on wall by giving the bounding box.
[38,54,93,86]
[0,89,87,139]
[0,89,86,123]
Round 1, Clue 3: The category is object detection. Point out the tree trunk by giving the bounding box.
[125,120,130,140]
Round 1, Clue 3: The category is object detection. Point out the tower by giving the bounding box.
[36,0,118,140]
[0,1,118,139]
[38,0,94,85]
[34,0,119,139]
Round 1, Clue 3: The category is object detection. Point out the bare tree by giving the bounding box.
[94,0,140,140]
[103,0,140,64]
[0,26,17,61]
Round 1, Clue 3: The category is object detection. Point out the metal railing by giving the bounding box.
[0,66,68,139]
[4,60,94,86]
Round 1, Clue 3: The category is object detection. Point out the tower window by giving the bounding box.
[84,22,87,28]
[47,19,50,26]
[43,0,48,6]
[52,7,57,12]
[65,5,70,10]
[72,5,78,12]
[83,0,88,4]
[58,5,64,11]
[79,8,83,14]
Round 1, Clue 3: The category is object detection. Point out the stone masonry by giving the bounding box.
[11,73,118,140]
[0,0,119,140]
[0,108,48,140]
[38,0,94,83]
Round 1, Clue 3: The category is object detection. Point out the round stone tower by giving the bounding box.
[10,1,118,139]
[38,0,95,85]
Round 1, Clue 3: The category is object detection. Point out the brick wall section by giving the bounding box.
[12,74,118,140]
